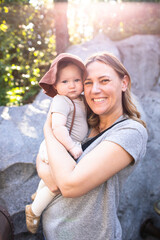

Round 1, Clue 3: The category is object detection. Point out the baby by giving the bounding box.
[25,53,88,234]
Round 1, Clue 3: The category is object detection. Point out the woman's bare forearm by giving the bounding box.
[44,116,77,195]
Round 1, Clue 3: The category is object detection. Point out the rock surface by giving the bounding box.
[0,33,160,240]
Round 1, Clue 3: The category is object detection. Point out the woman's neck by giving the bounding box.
[88,110,124,138]
[98,112,123,133]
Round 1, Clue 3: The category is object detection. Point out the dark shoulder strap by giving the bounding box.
[69,99,76,135]
[82,118,128,151]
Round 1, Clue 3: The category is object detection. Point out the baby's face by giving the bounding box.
[54,64,83,100]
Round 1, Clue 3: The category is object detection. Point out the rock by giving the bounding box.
[0,91,51,171]
[67,32,121,61]
[115,35,160,96]
[0,90,51,239]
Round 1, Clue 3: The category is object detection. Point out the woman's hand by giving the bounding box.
[36,154,60,194]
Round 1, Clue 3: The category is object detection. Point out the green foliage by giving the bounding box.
[0,3,56,106]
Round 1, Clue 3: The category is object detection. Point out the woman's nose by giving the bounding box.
[91,82,101,93]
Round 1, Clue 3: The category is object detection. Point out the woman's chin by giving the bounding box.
[92,109,108,116]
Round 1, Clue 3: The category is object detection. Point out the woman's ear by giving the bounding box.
[122,75,129,92]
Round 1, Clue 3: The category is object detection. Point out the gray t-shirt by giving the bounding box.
[42,116,148,240]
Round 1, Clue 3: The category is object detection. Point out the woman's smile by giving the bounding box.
[93,98,106,103]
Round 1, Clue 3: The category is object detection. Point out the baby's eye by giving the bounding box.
[62,80,68,84]
[74,79,81,82]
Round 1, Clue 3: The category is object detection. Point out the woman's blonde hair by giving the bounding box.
[85,52,146,129]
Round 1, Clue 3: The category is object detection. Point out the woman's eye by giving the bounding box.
[101,79,110,83]
[84,81,92,85]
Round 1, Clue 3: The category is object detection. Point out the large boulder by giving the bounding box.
[115,35,160,95]
[67,32,121,60]
[0,33,160,240]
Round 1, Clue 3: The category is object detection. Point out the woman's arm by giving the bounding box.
[44,113,133,198]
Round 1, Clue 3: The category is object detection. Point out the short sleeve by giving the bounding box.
[50,95,72,118]
[105,126,148,163]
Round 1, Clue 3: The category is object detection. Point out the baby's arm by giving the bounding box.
[52,112,82,159]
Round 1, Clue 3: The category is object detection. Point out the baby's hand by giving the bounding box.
[39,140,49,164]
[69,142,83,159]
[40,151,49,164]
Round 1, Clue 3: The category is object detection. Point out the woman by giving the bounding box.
[36,52,148,240]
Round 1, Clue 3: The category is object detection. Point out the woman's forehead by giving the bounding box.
[86,61,116,78]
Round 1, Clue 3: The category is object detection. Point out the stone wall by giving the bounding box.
[0,33,160,240]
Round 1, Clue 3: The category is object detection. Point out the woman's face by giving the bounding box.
[84,61,128,117]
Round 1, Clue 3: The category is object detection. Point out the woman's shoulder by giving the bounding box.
[103,118,148,161]
[118,118,148,140]
[108,118,148,142]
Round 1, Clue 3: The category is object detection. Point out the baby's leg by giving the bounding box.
[26,185,57,234]
[32,185,56,216]
[31,179,46,201]
[36,179,46,192]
